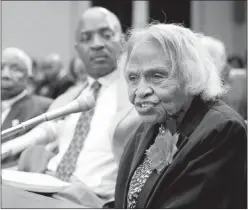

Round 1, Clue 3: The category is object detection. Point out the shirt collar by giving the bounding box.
[2,89,29,111]
[87,69,119,88]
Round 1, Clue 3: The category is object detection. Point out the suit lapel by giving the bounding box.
[122,124,158,207]
[130,124,158,176]
[2,95,30,130]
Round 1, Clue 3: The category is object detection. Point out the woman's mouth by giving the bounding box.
[135,102,157,114]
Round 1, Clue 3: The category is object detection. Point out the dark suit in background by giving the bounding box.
[115,96,247,208]
[2,94,53,168]
[35,76,75,99]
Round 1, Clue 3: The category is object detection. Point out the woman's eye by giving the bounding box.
[128,75,137,82]
[152,73,163,80]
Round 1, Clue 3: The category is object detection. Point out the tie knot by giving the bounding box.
[90,81,101,99]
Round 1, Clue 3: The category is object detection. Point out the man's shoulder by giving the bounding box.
[29,94,53,105]
[21,94,53,112]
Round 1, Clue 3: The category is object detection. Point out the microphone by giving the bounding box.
[1,93,96,140]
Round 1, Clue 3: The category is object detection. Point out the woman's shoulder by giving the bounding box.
[193,99,247,147]
[207,99,246,129]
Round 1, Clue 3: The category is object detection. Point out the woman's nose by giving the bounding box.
[135,83,153,98]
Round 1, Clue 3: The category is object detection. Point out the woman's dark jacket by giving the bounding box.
[115,96,247,208]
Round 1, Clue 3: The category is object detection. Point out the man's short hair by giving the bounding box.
[2,47,32,76]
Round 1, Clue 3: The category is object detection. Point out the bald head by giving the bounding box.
[77,7,122,37]
[42,53,63,80]
[44,53,62,65]
[2,47,31,99]
[74,7,123,79]
[2,47,32,76]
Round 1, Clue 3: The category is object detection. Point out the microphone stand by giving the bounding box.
[1,93,95,141]
[1,114,49,141]
[1,102,78,140]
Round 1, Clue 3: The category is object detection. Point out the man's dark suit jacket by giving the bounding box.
[115,96,247,208]
[2,93,53,168]
[35,76,75,99]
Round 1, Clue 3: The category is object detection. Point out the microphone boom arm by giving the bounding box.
[1,93,95,141]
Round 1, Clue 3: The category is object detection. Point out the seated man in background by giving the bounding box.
[201,36,247,120]
[35,53,74,99]
[1,7,140,208]
[47,57,88,111]
[1,47,53,168]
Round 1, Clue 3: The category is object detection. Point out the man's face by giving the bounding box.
[75,11,123,79]
[1,53,29,100]
[42,60,61,80]
[125,40,189,124]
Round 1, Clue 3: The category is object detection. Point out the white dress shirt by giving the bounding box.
[46,70,124,200]
[1,90,28,124]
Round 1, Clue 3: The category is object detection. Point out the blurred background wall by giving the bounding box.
[2,0,247,67]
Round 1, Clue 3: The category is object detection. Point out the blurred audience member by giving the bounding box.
[48,57,88,111]
[68,56,88,84]
[228,55,245,69]
[35,53,73,99]
[201,36,247,120]
[222,68,247,120]
[26,58,42,94]
[1,7,139,208]
[1,47,53,168]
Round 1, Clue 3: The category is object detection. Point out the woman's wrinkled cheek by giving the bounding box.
[155,104,170,122]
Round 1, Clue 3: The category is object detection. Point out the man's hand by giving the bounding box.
[45,140,59,153]
[53,176,105,208]
[1,150,12,161]
[1,140,19,161]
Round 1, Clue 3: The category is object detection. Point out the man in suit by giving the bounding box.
[2,7,138,208]
[1,47,53,168]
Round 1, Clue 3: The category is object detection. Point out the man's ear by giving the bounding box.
[120,33,126,48]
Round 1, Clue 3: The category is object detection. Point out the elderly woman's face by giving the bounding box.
[125,40,189,123]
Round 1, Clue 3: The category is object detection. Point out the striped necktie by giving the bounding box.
[55,81,101,182]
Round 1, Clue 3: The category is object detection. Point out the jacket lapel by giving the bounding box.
[130,124,158,176]
[2,95,30,130]
[121,124,158,207]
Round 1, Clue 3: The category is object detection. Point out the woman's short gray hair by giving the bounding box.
[118,23,228,101]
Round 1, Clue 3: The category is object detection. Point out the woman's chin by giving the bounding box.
[139,114,163,124]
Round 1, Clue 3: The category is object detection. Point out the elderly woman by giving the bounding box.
[114,23,247,208]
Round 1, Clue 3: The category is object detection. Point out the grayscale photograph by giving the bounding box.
[1,0,247,208]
